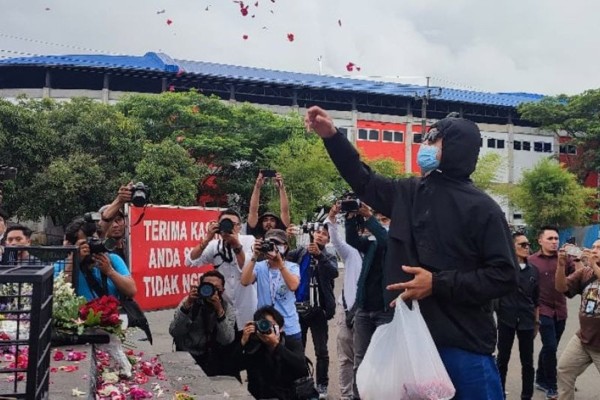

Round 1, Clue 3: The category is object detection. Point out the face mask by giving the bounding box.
[277,245,286,255]
[417,145,440,173]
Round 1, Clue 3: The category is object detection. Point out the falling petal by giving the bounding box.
[346,62,355,72]
[242,34,249,40]
[338,19,342,27]
[166,19,173,25]
[287,33,295,42]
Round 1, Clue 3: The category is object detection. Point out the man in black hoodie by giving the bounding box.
[305,106,518,400]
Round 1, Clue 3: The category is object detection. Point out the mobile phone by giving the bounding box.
[260,169,277,178]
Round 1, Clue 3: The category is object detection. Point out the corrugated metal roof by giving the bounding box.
[0,52,545,108]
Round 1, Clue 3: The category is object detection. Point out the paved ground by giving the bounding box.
[136,270,599,400]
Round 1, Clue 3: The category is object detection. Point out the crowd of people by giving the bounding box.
[0,106,599,400]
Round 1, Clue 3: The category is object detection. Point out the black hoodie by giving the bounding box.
[323,117,518,354]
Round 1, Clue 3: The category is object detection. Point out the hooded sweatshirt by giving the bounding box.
[323,117,518,354]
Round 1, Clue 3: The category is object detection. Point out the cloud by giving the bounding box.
[1,0,599,95]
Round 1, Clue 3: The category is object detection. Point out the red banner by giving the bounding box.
[128,205,221,310]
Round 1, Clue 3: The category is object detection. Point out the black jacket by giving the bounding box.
[323,118,518,355]
[496,261,539,330]
[240,335,308,400]
[287,246,339,320]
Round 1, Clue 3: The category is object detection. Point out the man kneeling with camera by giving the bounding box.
[169,270,238,377]
[239,306,316,400]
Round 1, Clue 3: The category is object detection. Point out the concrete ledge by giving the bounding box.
[158,352,254,399]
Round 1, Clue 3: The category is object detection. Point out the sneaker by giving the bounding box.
[535,383,549,392]
[545,388,558,399]
[316,384,328,400]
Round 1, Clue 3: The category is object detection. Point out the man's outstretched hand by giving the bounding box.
[305,106,337,138]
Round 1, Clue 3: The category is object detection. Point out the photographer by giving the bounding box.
[326,202,362,400]
[240,229,302,341]
[186,209,256,330]
[239,306,311,400]
[98,182,134,265]
[0,207,8,243]
[345,202,391,399]
[247,171,290,237]
[55,217,136,300]
[287,222,338,398]
[169,270,238,377]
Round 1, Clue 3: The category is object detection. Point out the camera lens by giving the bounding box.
[218,218,234,234]
[255,319,273,334]
[198,282,216,298]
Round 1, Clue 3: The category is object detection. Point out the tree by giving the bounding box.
[471,152,505,193]
[511,158,597,230]
[519,89,600,182]
[135,140,205,207]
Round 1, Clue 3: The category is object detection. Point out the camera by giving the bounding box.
[254,319,274,334]
[131,182,149,208]
[259,241,275,253]
[0,165,17,181]
[83,212,101,223]
[87,237,117,254]
[197,282,216,299]
[301,222,323,234]
[340,199,361,213]
[217,218,235,235]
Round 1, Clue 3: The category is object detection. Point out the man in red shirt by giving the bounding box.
[527,226,572,399]
[555,240,600,400]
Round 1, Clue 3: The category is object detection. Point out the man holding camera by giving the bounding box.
[287,222,338,399]
[247,171,290,237]
[169,270,238,377]
[327,202,362,400]
[345,202,391,399]
[55,216,136,300]
[239,305,312,400]
[240,229,302,342]
[555,240,600,399]
[186,209,256,330]
[99,182,134,265]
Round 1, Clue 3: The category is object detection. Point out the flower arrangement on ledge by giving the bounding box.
[52,272,124,341]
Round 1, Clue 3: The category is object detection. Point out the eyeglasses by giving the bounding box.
[517,242,531,248]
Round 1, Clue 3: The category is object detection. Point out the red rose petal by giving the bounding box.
[166,19,173,25]
[53,351,65,361]
[356,67,361,72]
[287,33,295,42]
[346,62,355,72]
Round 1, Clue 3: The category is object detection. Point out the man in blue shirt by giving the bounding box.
[54,217,136,300]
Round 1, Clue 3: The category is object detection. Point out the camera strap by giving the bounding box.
[81,267,108,298]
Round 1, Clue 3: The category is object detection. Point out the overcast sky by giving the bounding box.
[1,0,599,95]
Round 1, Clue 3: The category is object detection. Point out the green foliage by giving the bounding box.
[364,156,411,179]
[472,152,505,193]
[135,140,205,206]
[511,158,597,230]
[518,89,600,182]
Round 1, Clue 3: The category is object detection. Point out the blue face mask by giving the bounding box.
[417,145,440,173]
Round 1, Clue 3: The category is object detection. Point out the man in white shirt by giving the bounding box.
[326,203,362,400]
[185,209,257,330]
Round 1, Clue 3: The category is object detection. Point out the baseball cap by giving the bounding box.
[264,229,288,244]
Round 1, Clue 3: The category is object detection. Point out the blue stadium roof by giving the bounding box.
[0,51,545,108]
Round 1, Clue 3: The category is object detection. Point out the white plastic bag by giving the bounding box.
[356,299,455,400]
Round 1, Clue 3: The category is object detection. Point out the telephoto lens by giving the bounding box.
[197,282,216,299]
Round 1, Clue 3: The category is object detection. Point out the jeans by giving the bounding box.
[439,347,504,400]
[300,309,330,387]
[352,307,393,399]
[336,304,355,400]
[536,315,566,391]
[496,322,535,399]
[557,335,600,400]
